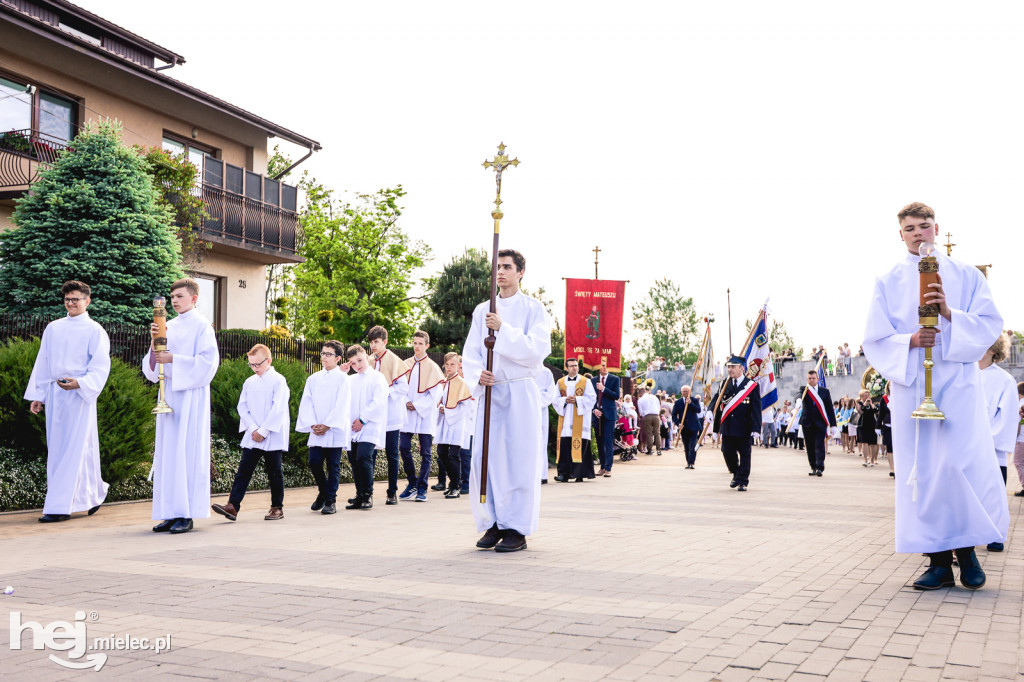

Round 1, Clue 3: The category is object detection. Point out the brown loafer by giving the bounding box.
[597,469,607,476]
[211,502,238,521]
[264,507,283,520]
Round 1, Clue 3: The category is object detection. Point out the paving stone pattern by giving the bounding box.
[0,443,1021,680]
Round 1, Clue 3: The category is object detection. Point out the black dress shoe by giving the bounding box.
[431,483,447,491]
[495,529,527,552]
[169,518,193,534]
[386,494,398,505]
[808,471,817,476]
[954,548,986,589]
[153,519,175,533]
[39,514,71,523]
[345,498,363,510]
[729,479,739,488]
[815,471,823,477]
[87,504,102,516]
[912,566,954,590]
[321,503,337,515]
[476,524,501,549]
[554,475,568,482]
[737,485,747,491]
[541,479,548,484]
[986,542,1004,552]
[310,496,325,512]
[1015,490,1024,497]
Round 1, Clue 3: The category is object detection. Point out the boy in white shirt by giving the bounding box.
[399,330,444,501]
[212,344,290,521]
[345,345,389,510]
[296,340,351,515]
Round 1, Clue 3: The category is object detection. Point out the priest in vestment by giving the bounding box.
[26,281,111,523]
[145,279,220,535]
[863,202,1006,590]
[463,249,551,552]
[552,358,598,482]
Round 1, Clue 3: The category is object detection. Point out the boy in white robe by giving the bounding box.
[437,352,472,498]
[146,278,220,535]
[211,343,290,522]
[368,325,410,505]
[458,358,475,496]
[979,333,1017,552]
[535,366,560,483]
[463,249,552,552]
[26,280,110,523]
[295,340,351,515]
[345,345,389,510]
[863,202,1006,590]
[398,331,444,501]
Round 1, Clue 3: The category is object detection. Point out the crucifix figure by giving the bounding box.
[593,245,601,279]
[944,231,956,256]
[482,142,519,217]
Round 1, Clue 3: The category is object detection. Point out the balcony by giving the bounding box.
[0,128,69,194]
[199,157,301,263]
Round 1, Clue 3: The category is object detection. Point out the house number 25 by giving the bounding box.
[238,279,247,289]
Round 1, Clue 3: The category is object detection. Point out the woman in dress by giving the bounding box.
[855,389,879,467]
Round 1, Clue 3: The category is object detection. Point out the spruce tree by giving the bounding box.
[0,122,182,325]
[421,248,492,348]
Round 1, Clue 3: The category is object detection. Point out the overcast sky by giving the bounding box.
[91,0,1024,359]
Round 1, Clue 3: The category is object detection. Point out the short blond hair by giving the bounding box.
[897,202,935,224]
[247,343,271,359]
[444,352,460,364]
[988,333,1010,364]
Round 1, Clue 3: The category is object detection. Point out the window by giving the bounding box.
[163,136,216,192]
[0,75,78,143]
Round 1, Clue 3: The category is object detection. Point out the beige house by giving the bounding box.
[0,0,319,329]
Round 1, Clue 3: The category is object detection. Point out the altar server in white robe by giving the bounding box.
[398,332,444,501]
[296,340,352,515]
[863,202,1005,591]
[344,345,389,510]
[145,278,220,535]
[436,352,472,498]
[26,280,110,523]
[979,333,1017,552]
[463,249,552,552]
[535,367,560,483]
[368,325,411,505]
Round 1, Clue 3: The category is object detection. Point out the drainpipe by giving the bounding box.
[272,144,315,180]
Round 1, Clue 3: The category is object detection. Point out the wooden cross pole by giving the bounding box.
[479,142,520,504]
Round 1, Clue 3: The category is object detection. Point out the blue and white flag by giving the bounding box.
[741,308,779,410]
[817,363,828,390]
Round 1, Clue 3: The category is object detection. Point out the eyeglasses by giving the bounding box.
[320,351,336,357]
[64,297,86,304]
[248,358,268,369]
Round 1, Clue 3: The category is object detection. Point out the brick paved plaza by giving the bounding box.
[1,444,1021,681]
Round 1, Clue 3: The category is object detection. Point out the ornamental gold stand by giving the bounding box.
[152,296,173,415]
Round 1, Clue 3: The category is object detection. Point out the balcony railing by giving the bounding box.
[200,157,299,254]
[0,128,69,188]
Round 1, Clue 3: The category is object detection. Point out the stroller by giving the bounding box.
[613,417,639,461]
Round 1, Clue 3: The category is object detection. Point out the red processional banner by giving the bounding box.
[564,278,627,372]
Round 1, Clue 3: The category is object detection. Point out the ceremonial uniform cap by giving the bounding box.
[725,355,746,367]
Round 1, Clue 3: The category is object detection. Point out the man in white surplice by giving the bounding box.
[863,202,1006,591]
[463,249,552,552]
[145,278,220,535]
[26,280,111,523]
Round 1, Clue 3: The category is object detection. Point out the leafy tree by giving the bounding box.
[290,184,430,343]
[422,248,491,348]
[522,284,564,359]
[743,317,803,358]
[631,278,699,365]
[0,122,182,325]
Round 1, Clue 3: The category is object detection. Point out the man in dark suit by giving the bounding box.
[713,356,762,491]
[672,385,702,469]
[800,369,838,477]
[590,365,620,477]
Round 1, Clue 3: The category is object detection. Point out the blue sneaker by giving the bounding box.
[398,485,416,500]
[415,491,427,502]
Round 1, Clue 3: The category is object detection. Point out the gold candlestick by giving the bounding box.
[912,243,945,420]
[152,296,173,415]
